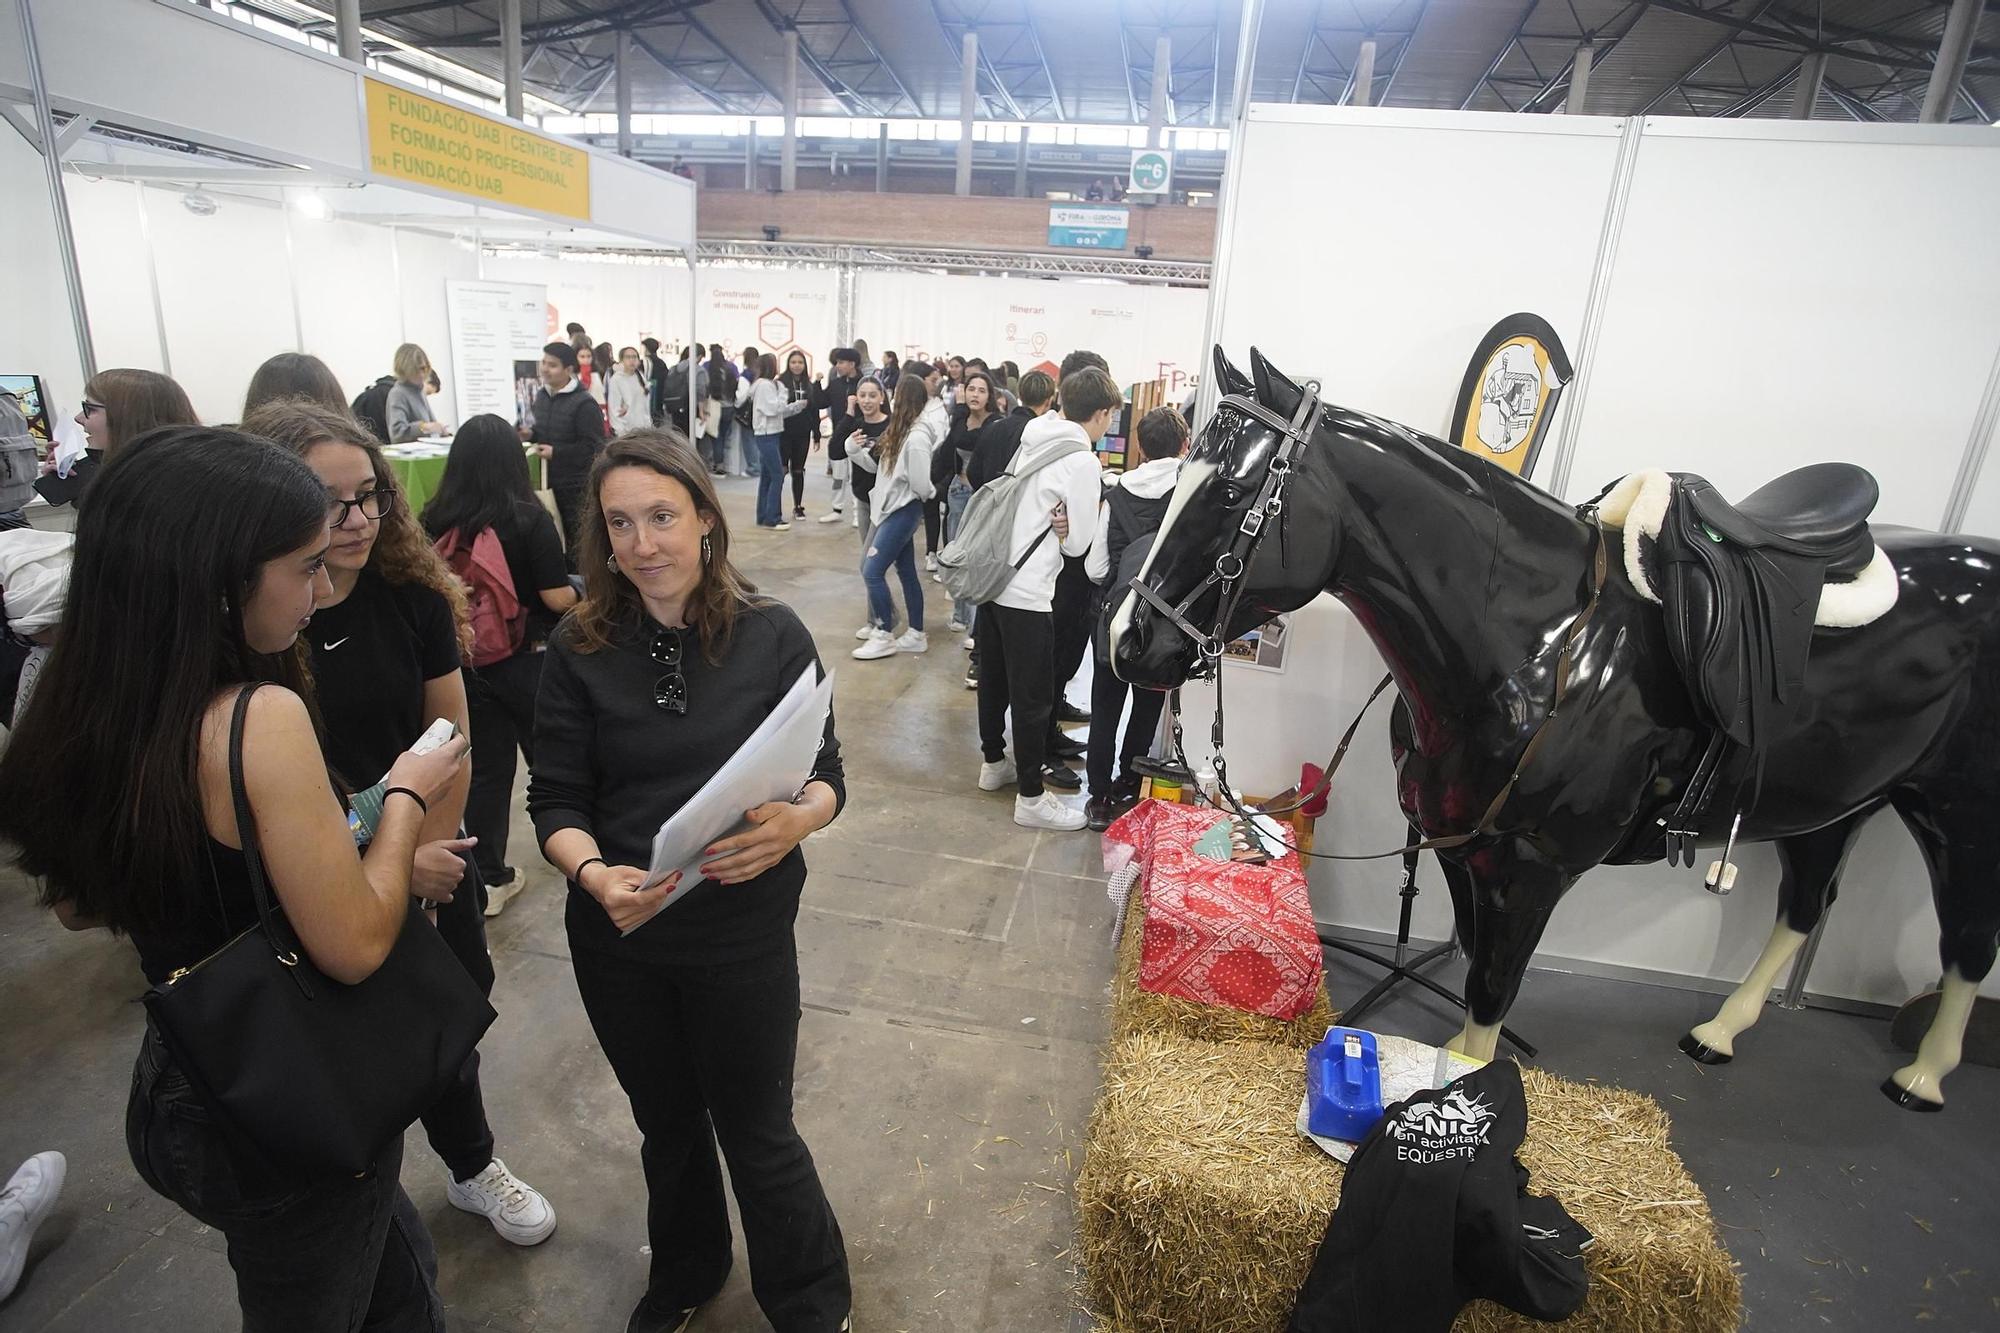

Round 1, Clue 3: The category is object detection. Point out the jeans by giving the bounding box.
[781,436,812,510]
[738,419,762,478]
[127,1025,444,1332]
[976,604,1055,798]
[1087,666,1167,798]
[944,478,977,628]
[755,434,784,525]
[861,502,925,635]
[569,933,850,1331]
[420,855,498,1182]
[463,650,543,886]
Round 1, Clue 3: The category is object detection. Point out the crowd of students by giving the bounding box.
[0,326,1196,1330]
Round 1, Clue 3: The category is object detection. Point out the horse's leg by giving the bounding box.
[1882,788,2000,1109]
[1680,811,1870,1064]
[1445,854,1565,1061]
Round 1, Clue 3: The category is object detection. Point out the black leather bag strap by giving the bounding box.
[226,684,312,989]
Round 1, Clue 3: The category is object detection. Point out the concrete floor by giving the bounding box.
[2,467,1997,1331]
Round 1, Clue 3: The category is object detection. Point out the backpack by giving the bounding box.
[709,361,738,403]
[936,440,1089,605]
[351,377,394,444]
[434,525,524,668]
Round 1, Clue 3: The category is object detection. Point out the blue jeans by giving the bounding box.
[945,478,977,629]
[862,502,925,635]
[754,434,784,525]
[738,419,761,477]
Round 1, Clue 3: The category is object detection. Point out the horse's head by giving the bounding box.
[1111,346,1339,691]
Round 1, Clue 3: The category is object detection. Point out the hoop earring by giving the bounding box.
[701,534,712,565]
[606,555,618,572]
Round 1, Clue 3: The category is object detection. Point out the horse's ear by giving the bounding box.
[1211,346,1251,398]
[1248,346,1303,416]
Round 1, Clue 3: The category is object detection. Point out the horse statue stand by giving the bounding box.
[1111,346,2000,1110]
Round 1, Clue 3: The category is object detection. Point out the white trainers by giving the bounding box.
[978,758,1017,791]
[947,619,967,634]
[818,510,844,524]
[0,1151,65,1302]
[446,1158,556,1246]
[852,629,899,660]
[894,629,928,654]
[855,624,878,640]
[925,553,938,572]
[963,636,976,652]
[1014,792,1088,831]
[482,874,526,919]
[771,521,792,531]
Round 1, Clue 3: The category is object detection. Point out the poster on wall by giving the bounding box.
[698,270,839,374]
[1048,204,1130,249]
[1447,313,1574,481]
[1222,615,1290,673]
[0,375,53,443]
[447,279,551,425]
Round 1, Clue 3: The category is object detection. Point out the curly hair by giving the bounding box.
[240,397,472,656]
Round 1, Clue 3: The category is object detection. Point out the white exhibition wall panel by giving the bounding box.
[696,267,840,372]
[140,194,300,423]
[1211,105,1624,434]
[482,253,682,359]
[590,155,697,249]
[852,269,1209,391]
[62,178,167,374]
[292,218,405,415]
[0,125,88,428]
[1560,120,2000,527]
[386,232,481,426]
[1958,411,2000,539]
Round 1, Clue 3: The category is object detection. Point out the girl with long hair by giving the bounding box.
[529,431,850,1333]
[777,348,822,522]
[387,343,447,443]
[735,351,811,529]
[421,413,579,906]
[938,368,997,634]
[849,373,937,660]
[41,368,197,508]
[241,398,556,1248]
[877,348,900,392]
[241,352,345,417]
[0,427,470,1328]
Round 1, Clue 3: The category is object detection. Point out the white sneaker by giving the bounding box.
[850,513,860,529]
[978,758,1017,791]
[446,1158,556,1246]
[818,510,843,524]
[894,629,928,654]
[852,629,899,660]
[925,553,938,572]
[962,636,976,652]
[0,1151,65,1302]
[856,624,883,640]
[771,521,792,531]
[947,619,967,634]
[482,875,526,919]
[1015,792,1089,831]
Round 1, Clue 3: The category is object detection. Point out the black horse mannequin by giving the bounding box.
[1110,346,2000,1109]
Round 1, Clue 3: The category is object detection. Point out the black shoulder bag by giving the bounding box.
[142,684,496,1177]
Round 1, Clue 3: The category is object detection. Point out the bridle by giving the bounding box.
[1122,384,1611,861]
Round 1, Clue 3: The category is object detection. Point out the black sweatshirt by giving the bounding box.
[967,405,1038,490]
[529,598,844,963]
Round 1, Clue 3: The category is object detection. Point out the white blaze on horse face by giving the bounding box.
[1108,459,1219,662]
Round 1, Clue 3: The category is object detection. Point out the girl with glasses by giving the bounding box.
[41,368,197,509]
[241,397,556,1250]
[530,432,850,1333]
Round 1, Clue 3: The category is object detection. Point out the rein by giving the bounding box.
[1128,388,1613,861]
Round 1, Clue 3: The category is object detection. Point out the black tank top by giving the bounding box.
[130,838,262,987]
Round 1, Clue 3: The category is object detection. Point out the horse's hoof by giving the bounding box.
[1678,1032,1732,1065]
[1880,1077,1943,1113]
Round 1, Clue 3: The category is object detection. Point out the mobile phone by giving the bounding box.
[411,718,460,755]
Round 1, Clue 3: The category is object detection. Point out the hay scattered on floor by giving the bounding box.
[1110,885,1339,1050]
[1077,1030,1741,1333]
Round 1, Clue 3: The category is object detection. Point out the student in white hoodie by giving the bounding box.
[736,351,813,529]
[849,374,939,660]
[1083,406,1188,829]
[606,346,652,437]
[974,366,1121,831]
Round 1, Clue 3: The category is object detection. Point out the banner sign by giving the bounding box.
[365,79,591,221]
[1129,147,1172,195]
[1048,203,1129,249]
[446,279,551,425]
[1448,313,1574,481]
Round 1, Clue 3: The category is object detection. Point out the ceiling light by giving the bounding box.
[181,192,219,217]
[292,191,331,220]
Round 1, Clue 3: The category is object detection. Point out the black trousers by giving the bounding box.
[1087,668,1167,798]
[463,650,543,885]
[782,436,811,508]
[922,497,942,555]
[419,856,497,1182]
[552,484,585,571]
[1043,557,1093,752]
[569,931,850,1331]
[976,604,1055,799]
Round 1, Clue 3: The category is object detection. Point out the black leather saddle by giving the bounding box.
[1676,463,1877,579]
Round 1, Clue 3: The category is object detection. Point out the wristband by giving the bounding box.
[383,786,429,816]
[574,856,607,884]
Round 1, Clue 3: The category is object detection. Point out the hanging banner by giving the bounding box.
[698,270,840,372]
[1048,203,1130,249]
[1129,147,1172,195]
[365,79,591,221]
[446,279,550,425]
[1447,313,1574,481]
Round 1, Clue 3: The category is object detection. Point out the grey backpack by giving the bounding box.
[936,439,1088,604]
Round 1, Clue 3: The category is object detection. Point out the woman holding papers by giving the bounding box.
[529,431,851,1333]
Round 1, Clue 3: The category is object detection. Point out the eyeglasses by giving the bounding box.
[651,628,687,714]
[80,400,105,416]
[329,489,396,525]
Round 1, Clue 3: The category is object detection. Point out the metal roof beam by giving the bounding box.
[1458,1,1541,110]
[1517,1,1652,112]
[627,25,761,115]
[1021,12,1066,122]
[1645,0,1994,74]
[1636,0,1779,114]
[835,0,927,116]
[752,2,877,116]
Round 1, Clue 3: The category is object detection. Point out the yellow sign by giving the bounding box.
[364,79,590,221]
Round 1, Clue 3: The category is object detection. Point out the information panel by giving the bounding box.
[445,279,550,425]
[1048,203,1129,249]
[365,79,591,221]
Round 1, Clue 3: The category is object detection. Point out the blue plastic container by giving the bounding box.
[1306,1026,1384,1142]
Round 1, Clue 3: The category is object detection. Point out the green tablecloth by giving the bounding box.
[386,445,544,521]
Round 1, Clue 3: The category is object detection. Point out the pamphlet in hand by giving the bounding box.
[623,664,835,936]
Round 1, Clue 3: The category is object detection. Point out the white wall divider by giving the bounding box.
[1196,105,2000,1008]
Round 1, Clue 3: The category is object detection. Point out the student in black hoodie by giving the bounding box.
[521,341,606,560]
[817,348,862,524]
[936,369,998,634]
[776,349,821,521]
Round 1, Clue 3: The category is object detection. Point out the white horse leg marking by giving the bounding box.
[1448,1022,1500,1063]
[1888,967,1978,1107]
[1687,924,1808,1058]
[1107,460,1217,664]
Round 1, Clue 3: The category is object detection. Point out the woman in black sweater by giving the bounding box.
[777,349,822,521]
[529,432,850,1333]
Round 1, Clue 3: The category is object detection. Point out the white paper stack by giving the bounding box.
[621,664,835,936]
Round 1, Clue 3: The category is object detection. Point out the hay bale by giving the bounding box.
[1111,886,1339,1049]
[1077,1031,1740,1333]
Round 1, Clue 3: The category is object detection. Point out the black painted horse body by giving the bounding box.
[1110,348,2000,1106]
